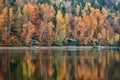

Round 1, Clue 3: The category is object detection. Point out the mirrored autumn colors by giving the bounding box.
[0,49,120,80]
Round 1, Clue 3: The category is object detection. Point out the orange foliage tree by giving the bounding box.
[1,7,9,45]
[38,3,55,46]
[70,2,117,45]
[21,21,36,45]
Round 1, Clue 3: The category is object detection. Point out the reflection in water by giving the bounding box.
[0,49,120,80]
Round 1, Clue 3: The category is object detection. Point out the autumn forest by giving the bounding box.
[0,0,120,46]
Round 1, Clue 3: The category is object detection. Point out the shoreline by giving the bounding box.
[0,46,119,50]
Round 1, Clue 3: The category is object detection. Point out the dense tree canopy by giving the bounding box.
[0,0,120,46]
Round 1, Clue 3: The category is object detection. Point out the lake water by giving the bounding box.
[0,49,120,80]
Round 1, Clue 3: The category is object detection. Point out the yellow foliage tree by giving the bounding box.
[23,3,39,22]
[101,8,108,18]
[17,7,22,18]
[113,33,119,42]
[107,37,114,45]
[97,32,102,40]
[64,13,73,40]
[56,10,64,25]
[23,4,28,16]
[9,7,13,20]
[56,10,67,42]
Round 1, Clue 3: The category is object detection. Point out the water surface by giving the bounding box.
[0,49,120,80]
